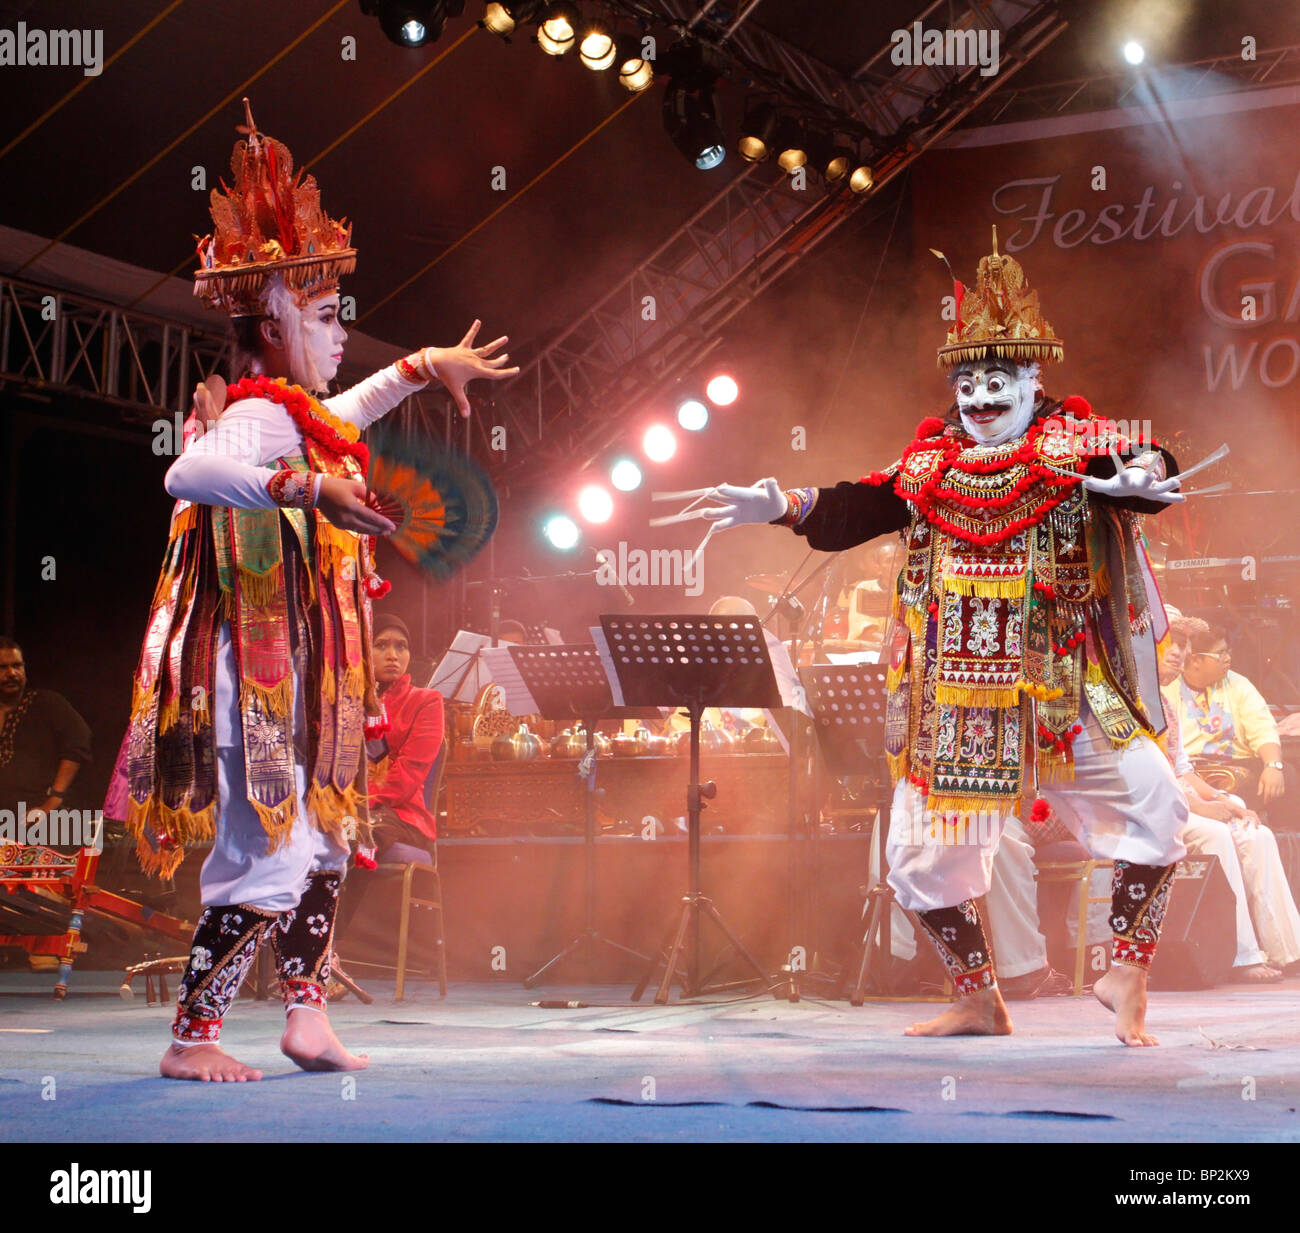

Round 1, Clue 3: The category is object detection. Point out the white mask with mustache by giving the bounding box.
[952,360,1041,446]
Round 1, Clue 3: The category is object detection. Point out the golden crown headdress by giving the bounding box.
[193,98,356,318]
[934,226,1063,369]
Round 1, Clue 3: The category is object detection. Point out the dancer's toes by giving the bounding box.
[280,1007,369,1071]
[1094,964,1160,1047]
[903,987,1013,1036]
[160,1042,263,1082]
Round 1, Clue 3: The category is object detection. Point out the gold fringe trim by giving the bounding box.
[1084,660,1108,687]
[306,780,363,843]
[926,792,1016,817]
[1037,753,1076,786]
[341,659,367,703]
[887,750,909,783]
[1093,560,1111,597]
[1019,680,1065,701]
[904,604,927,636]
[190,689,212,729]
[237,561,285,610]
[158,694,181,734]
[242,675,294,719]
[886,661,907,693]
[936,682,1024,708]
[250,797,298,853]
[126,796,217,879]
[321,663,337,706]
[943,575,1026,599]
[170,503,197,536]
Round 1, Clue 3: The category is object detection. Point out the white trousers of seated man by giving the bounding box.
[1183,798,1300,970]
[872,704,1187,978]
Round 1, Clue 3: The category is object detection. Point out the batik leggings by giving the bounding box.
[916,860,1176,996]
[170,871,341,1044]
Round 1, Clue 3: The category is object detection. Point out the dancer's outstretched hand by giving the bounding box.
[317,477,397,535]
[1082,448,1184,503]
[700,478,788,530]
[426,320,520,418]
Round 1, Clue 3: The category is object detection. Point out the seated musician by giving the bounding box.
[1170,623,1294,827]
[367,614,445,861]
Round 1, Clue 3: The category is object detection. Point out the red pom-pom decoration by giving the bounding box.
[915,416,946,439]
[1030,798,1051,822]
[1061,395,1092,420]
[365,576,392,599]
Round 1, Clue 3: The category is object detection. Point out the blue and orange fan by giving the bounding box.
[365,426,498,580]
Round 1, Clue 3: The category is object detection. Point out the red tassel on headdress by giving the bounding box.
[365,575,391,599]
[364,707,390,740]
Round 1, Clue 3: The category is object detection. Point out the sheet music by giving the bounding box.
[589,625,626,708]
[427,629,492,702]
[480,646,539,716]
[761,629,810,754]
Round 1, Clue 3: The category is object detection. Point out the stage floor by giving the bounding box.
[1,974,1297,1143]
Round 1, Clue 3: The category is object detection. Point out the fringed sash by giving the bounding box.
[125,389,375,876]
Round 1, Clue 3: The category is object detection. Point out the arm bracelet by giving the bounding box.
[772,487,816,528]
[267,468,318,510]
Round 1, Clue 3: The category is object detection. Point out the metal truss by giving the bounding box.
[0,274,232,424]
[481,0,1069,488]
[963,42,1300,126]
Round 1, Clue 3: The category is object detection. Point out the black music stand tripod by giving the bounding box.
[602,616,781,1004]
[797,663,937,1004]
[506,645,652,987]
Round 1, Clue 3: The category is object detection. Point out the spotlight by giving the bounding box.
[578,19,616,70]
[848,163,875,194]
[481,2,515,36]
[537,1,578,55]
[610,459,643,491]
[543,513,581,550]
[809,134,854,183]
[615,34,654,93]
[578,484,615,523]
[642,424,677,463]
[738,100,778,163]
[361,1,464,47]
[774,118,808,174]
[663,80,725,170]
[1122,40,1145,65]
[677,399,708,431]
[705,374,738,406]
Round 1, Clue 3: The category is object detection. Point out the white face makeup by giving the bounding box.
[300,293,348,384]
[951,360,1041,446]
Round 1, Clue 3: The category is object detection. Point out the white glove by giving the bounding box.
[1081,448,1183,504]
[700,478,788,530]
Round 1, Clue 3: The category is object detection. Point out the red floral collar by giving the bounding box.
[225,375,370,473]
[870,400,1093,547]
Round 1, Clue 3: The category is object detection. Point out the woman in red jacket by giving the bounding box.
[368,614,444,859]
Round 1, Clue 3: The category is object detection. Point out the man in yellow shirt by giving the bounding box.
[1170,624,1290,821]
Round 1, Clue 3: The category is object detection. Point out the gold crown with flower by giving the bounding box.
[193,98,356,318]
[934,226,1063,369]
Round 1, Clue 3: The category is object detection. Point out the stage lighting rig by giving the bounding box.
[661,41,727,170]
[481,1,546,38]
[361,0,465,47]
[614,33,654,92]
[737,99,778,162]
[537,1,579,55]
[579,17,617,69]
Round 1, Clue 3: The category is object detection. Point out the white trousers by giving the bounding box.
[886,706,1188,915]
[198,622,349,913]
[1183,809,1300,969]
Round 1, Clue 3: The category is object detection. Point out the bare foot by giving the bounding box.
[1229,963,1283,984]
[159,1042,263,1082]
[904,985,1013,1036]
[280,1007,370,1072]
[1093,964,1159,1046]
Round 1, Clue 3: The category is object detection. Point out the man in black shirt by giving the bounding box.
[0,637,93,826]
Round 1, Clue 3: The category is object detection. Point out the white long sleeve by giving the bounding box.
[164,363,428,509]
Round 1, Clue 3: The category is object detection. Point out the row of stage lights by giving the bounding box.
[360,2,876,189]
[540,373,739,551]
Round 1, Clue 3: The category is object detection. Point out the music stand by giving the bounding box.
[599,615,781,1004]
[486,643,655,987]
[797,663,929,1004]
